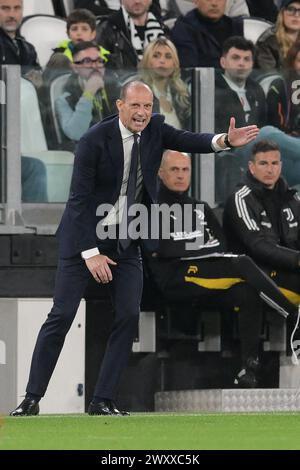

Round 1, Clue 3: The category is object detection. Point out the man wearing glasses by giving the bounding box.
[55,41,117,149]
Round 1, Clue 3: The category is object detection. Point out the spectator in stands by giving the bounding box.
[267,40,300,134]
[96,0,168,73]
[256,0,300,71]
[226,0,250,17]
[215,36,267,132]
[44,9,110,82]
[55,41,117,149]
[171,0,243,68]
[139,37,190,128]
[246,0,279,23]
[74,0,162,18]
[223,140,300,345]
[21,156,48,203]
[0,0,41,86]
[146,149,298,387]
[0,0,47,202]
[215,36,300,188]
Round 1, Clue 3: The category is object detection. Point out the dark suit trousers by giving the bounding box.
[26,244,143,400]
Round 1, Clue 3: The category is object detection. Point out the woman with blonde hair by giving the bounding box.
[267,40,300,133]
[139,37,190,129]
[256,0,300,71]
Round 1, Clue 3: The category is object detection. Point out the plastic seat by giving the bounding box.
[23,0,54,17]
[243,17,273,44]
[61,0,75,16]
[257,72,283,96]
[168,0,194,16]
[164,17,176,30]
[21,78,74,202]
[20,15,68,67]
[49,73,71,145]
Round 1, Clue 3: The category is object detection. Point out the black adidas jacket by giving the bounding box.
[145,183,227,290]
[223,171,300,270]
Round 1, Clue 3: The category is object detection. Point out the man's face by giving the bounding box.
[194,0,226,21]
[220,47,253,82]
[121,0,152,18]
[249,150,282,189]
[158,152,191,193]
[72,47,105,80]
[117,84,153,133]
[0,0,23,36]
[68,22,96,44]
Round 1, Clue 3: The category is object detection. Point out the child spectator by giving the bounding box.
[44,9,110,81]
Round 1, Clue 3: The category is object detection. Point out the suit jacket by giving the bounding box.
[57,113,215,258]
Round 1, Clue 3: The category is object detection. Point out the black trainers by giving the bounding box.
[234,368,258,388]
[233,357,259,388]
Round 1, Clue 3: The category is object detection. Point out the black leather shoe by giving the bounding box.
[234,368,258,388]
[88,399,129,416]
[10,398,40,416]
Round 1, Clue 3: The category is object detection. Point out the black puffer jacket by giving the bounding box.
[223,171,300,270]
[145,183,227,290]
[171,8,243,68]
[154,183,226,259]
[0,28,39,68]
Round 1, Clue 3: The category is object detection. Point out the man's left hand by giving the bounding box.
[227,116,259,148]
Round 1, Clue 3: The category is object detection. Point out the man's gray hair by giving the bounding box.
[120,80,153,101]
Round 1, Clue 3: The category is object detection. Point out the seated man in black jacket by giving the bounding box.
[147,149,299,386]
[224,139,300,316]
[0,0,41,86]
[171,0,243,68]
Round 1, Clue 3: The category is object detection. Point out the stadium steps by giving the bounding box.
[155,388,300,412]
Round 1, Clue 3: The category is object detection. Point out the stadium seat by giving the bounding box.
[20,15,68,67]
[243,17,273,44]
[257,72,283,96]
[49,72,71,145]
[168,0,194,16]
[164,17,176,29]
[21,78,74,202]
[23,0,54,17]
[61,0,75,16]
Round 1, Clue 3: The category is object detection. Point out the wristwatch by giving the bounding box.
[224,133,234,148]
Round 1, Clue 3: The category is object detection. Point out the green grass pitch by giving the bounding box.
[1,413,300,450]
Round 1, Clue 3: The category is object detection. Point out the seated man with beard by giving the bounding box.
[55,41,117,150]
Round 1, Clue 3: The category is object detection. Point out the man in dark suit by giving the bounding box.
[10,80,259,416]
